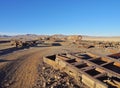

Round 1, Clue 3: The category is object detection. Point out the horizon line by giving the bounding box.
[0,32,120,37]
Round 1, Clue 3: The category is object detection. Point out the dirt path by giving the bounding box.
[0,47,54,88]
[0,46,82,88]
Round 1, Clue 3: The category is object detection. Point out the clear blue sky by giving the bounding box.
[0,0,120,36]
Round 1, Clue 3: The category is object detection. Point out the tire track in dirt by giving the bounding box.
[0,46,82,88]
[0,47,53,88]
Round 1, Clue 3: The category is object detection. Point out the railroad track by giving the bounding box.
[43,52,120,88]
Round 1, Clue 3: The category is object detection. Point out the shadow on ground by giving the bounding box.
[0,59,14,63]
[0,47,29,56]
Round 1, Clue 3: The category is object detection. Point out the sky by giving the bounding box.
[0,0,120,36]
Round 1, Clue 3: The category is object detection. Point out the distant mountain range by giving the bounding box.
[0,34,67,41]
[1,34,120,42]
[0,34,120,38]
[0,35,11,38]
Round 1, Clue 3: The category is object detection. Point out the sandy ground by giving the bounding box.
[83,36,120,42]
[0,42,88,88]
[0,39,120,88]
